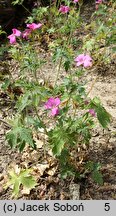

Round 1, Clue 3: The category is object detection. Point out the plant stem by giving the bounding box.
[33,70,38,83]
[22,4,32,16]
[54,56,62,88]
[87,76,97,96]
[34,107,48,135]
[34,107,48,159]
[50,0,52,7]
[57,0,61,8]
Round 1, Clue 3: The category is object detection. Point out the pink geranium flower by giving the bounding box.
[96,0,102,9]
[26,23,42,30]
[8,34,16,44]
[88,109,96,117]
[45,97,61,116]
[7,28,21,44]
[12,28,21,36]
[73,0,79,3]
[96,0,102,4]
[59,5,70,14]
[22,29,32,39]
[75,54,92,68]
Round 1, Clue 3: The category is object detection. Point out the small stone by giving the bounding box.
[0,167,4,173]
[69,183,80,200]
[0,185,4,194]
[0,174,4,181]
[109,138,116,144]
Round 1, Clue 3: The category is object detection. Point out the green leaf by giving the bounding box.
[83,39,95,51]
[12,0,24,5]
[19,169,37,191]
[16,92,32,112]
[85,161,103,185]
[19,127,35,148]
[12,180,20,197]
[86,161,101,171]
[32,94,40,107]
[90,97,111,128]
[6,129,18,148]
[52,48,63,62]
[49,126,68,156]
[21,176,36,189]
[85,161,94,171]
[60,168,75,179]
[6,126,36,151]
[33,119,45,130]
[96,106,111,128]
[4,170,20,197]
[20,169,31,177]
[47,28,56,34]
[19,141,26,152]
[92,170,103,186]
[25,116,45,130]
[5,168,37,198]
[64,60,70,72]
[1,79,11,90]
[52,139,65,156]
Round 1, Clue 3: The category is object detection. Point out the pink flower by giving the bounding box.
[12,28,21,37]
[88,109,96,117]
[51,107,59,116]
[95,0,102,9]
[26,23,42,30]
[84,100,89,105]
[59,5,70,14]
[73,0,78,3]
[45,97,61,116]
[7,28,21,44]
[8,34,16,44]
[75,54,92,68]
[22,29,32,39]
[96,0,102,4]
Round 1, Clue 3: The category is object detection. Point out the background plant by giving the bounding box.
[82,1,116,65]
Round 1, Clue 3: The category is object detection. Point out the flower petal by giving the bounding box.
[45,97,55,109]
[54,98,61,106]
[89,109,96,117]
[27,23,42,30]
[12,28,21,37]
[8,34,16,44]
[51,107,59,116]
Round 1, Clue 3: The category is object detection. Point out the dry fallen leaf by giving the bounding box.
[47,149,54,157]
[21,187,31,195]
[47,166,57,176]
[14,165,21,175]
[0,185,4,194]
[8,163,21,175]
[35,139,43,149]
[33,163,49,176]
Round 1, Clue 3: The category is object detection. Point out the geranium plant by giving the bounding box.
[2,0,113,195]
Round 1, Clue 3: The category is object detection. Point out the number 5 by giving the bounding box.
[104,203,110,211]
